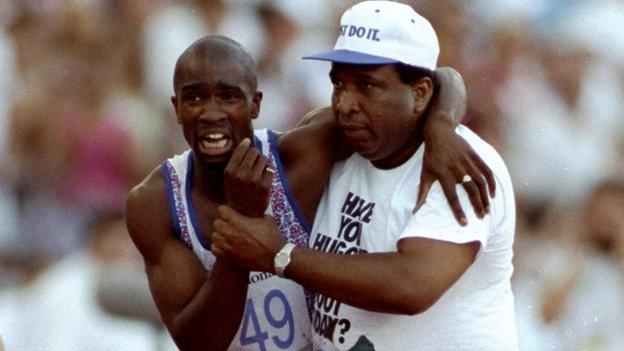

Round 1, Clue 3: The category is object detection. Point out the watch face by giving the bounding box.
[276,253,289,266]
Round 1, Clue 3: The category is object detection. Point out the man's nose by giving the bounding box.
[335,89,360,118]
[199,102,227,123]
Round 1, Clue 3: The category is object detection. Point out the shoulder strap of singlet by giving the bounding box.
[266,129,312,241]
[161,156,193,248]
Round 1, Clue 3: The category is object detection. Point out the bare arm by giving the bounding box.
[417,67,496,224]
[211,206,478,314]
[428,67,467,124]
[125,171,248,351]
[286,238,478,314]
[277,111,341,224]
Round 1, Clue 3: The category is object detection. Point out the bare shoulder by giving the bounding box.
[125,165,173,261]
[278,106,338,165]
[126,165,169,220]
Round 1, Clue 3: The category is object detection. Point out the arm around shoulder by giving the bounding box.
[417,67,497,223]
[277,107,344,224]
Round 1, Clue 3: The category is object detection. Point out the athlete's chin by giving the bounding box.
[197,153,231,168]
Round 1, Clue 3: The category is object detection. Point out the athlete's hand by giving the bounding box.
[211,205,284,273]
[224,138,274,218]
[416,118,496,226]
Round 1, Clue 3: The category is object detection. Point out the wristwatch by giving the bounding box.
[274,243,296,278]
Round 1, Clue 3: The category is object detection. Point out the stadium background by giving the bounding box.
[0,0,623,349]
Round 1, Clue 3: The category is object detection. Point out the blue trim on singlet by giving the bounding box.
[161,162,184,241]
[184,152,212,251]
[254,134,262,154]
[267,130,312,233]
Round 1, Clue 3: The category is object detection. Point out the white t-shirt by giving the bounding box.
[309,125,518,350]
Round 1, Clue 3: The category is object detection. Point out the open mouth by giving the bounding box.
[198,132,232,155]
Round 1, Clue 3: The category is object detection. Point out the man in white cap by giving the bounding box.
[211,1,518,350]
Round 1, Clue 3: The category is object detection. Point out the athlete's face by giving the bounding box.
[172,57,261,167]
[330,63,432,168]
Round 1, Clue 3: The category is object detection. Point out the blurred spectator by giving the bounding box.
[252,1,341,132]
[4,2,157,275]
[514,179,624,350]
[252,2,311,131]
[0,2,20,277]
[104,0,167,182]
[499,39,624,205]
[563,0,624,66]
[512,200,580,350]
[2,213,161,350]
[4,3,78,276]
[495,1,624,211]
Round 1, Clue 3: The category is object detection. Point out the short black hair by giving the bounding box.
[394,63,434,85]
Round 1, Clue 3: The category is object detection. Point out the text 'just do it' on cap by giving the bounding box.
[303,0,439,70]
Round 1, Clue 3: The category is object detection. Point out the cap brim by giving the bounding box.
[302,49,401,65]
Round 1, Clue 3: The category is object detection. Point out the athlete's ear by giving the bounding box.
[412,77,434,115]
[250,91,263,120]
[171,95,181,124]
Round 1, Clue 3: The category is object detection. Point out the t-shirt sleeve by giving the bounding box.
[399,181,489,257]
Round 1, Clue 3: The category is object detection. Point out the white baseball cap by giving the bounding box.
[303,0,439,70]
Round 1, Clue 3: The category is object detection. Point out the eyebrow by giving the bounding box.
[181,81,244,92]
[355,72,381,81]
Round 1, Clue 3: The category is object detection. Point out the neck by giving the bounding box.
[372,124,424,170]
[193,159,227,201]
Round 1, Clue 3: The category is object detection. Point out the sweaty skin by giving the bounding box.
[126,36,491,350]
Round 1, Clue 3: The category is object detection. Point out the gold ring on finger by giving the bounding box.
[461,174,472,184]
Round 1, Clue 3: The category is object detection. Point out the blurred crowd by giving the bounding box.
[0,0,623,350]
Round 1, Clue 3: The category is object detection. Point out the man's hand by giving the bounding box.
[211,205,285,273]
[224,138,274,218]
[415,67,495,226]
[416,118,496,226]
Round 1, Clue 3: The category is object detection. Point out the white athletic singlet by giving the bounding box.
[162,129,312,351]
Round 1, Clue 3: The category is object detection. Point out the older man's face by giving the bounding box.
[330,63,431,169]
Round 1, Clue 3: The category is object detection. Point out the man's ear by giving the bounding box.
[250,91,263,120]
[171,95,181,124]
[412,77,434,115]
